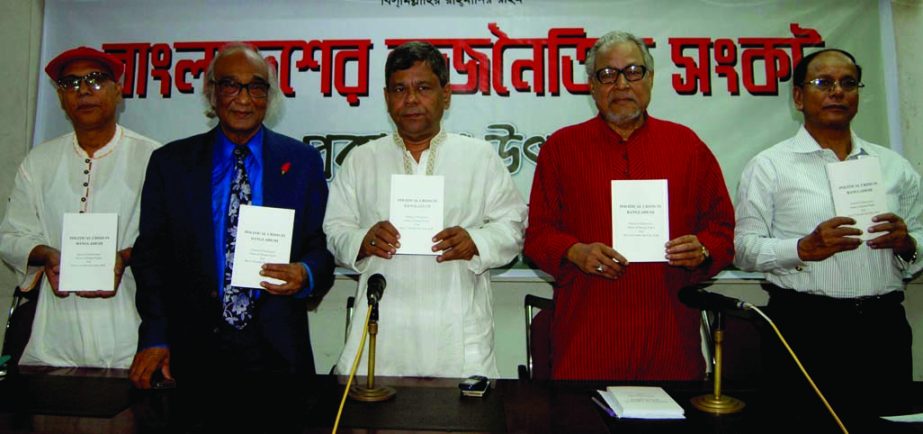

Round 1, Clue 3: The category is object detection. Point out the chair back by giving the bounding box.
[345,296,355,343]
[3,286,38,365]
[697,298,764,385]
[521,294,553,380]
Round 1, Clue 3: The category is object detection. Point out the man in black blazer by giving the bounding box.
[129,43,334,431]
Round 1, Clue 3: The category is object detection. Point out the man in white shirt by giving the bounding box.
[324,41,527,378]
[735,48,922,427]
[0,47,160,368]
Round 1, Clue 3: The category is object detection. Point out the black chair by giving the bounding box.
[3,285,39,365]
[517,294,553,380]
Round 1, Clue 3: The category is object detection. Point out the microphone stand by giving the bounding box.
[691,311,745,414]
[348,298,396,402]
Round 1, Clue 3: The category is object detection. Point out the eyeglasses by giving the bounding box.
[594,65,648,84]
[212,79,270,99]
[802,77,864,92]
[55,72,114,92]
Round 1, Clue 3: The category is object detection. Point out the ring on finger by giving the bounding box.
[595,264,604,273]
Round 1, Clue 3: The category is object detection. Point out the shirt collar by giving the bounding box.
[789,124,872,159]
[392,127,447,152]
[593,111,650,143]
[216,126,264,162]
[72,124,122,159]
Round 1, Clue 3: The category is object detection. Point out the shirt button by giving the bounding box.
[795,266,804,272]
[83,182,88,187]
[81,197,86,202]
[83,170,89,175]
[85,159,90,163]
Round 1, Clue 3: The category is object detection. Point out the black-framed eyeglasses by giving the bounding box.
[594,64,648,84]
[802,77,864,92]
[55,72,114,92]
[212,78,270,99]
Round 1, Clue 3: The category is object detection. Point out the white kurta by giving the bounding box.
[0,126,160,368]
[324,132,527,378]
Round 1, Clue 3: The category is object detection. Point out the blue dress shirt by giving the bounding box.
[211,127,313,299]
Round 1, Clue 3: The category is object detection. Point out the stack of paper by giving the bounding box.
[595,386,685,419]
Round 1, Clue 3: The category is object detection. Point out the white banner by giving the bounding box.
[38,0,890,226]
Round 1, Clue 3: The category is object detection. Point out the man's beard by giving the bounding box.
[602,108,642,127]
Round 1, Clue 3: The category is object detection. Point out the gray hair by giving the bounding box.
[202,42,283,120]
[585,31,655,79]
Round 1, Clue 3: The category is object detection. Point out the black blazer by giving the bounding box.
[132,126,334,376]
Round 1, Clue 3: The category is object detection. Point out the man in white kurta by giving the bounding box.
[324,41,526,378]
[0,47,160,368]
[326,131,525,377]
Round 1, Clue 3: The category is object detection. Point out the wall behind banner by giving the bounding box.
[1,0,921,381]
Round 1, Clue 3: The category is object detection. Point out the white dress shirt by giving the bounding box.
[734,125,922,298]
[324,130,527,378]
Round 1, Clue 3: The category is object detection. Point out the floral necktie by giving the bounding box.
[222,145,253,330]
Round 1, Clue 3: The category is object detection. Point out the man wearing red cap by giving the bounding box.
[0,46,160,368]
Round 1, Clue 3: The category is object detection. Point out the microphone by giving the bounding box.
[678,286,749,311]
[366,274,386,305]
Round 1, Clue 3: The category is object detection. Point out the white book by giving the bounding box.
[389,174,445,256]
[826,157,887,241]
[230,205,294,289]
[882,412,923,423]
[611,180,669,262]
[59,213,118,292]
[598,386,685,419]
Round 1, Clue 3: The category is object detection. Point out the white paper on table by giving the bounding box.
[826,157,887,241]
[59,213,118,292]
[611,180,669,262]
[230,204,294,289]
[600,386,685,419]
[389,174,444,256]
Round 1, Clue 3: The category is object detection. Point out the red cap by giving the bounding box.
[44,46,124,82]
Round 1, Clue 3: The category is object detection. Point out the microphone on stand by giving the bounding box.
[678,285,751,311]
[367,274,386,305]
[678,285,747,415]
[349,273,396,402]
[678,286,848,433]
